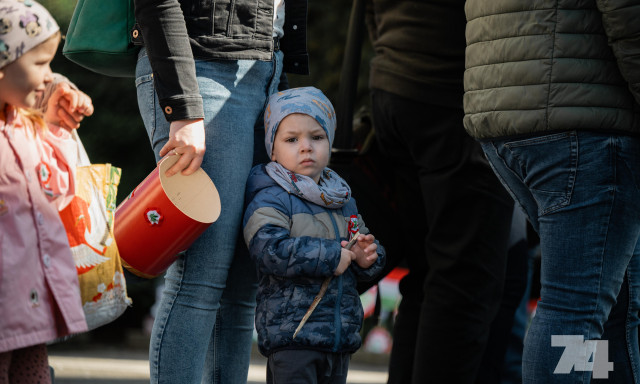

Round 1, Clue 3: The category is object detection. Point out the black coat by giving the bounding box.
[133,0,309,121]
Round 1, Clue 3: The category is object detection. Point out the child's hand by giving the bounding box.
[335,248,356,276]
[45,83,94,130]
[342,234,378,269]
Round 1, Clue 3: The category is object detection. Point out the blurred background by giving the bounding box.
[40,0,378,343]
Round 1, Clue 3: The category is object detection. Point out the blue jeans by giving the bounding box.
[135,48,283,383]
[482,131,640,383]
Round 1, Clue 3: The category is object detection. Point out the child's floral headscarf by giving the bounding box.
[0,0,59,68]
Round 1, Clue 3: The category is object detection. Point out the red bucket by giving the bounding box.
[114,155,221,278]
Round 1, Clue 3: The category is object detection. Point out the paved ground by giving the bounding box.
[47,331,390,384]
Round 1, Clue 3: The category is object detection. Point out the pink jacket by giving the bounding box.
[0,107,87,353]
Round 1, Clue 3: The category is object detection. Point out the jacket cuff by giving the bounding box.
[159,96,205,122]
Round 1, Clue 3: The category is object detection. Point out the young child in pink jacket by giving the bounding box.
[0,1,94,382]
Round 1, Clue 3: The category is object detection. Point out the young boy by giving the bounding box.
[243,86,386,384]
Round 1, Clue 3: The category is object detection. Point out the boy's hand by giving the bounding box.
[342,234,378,269]
[335,248,356,276]
[45,82,94,130]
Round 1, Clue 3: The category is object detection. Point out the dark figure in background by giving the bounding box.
[364,0,514,382]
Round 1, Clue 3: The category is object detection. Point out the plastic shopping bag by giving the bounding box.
[59,131,131,330]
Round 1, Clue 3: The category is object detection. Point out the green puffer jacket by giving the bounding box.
[463,0,640,140]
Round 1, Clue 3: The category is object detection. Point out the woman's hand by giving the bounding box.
[159,118,206,176]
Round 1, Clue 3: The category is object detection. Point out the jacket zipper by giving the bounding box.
[328,210,343,352]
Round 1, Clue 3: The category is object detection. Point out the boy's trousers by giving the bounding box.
[266,349,350,384]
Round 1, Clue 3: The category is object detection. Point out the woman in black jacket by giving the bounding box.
[133,1,309,382]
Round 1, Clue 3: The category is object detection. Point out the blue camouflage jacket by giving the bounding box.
[243,164,386,356]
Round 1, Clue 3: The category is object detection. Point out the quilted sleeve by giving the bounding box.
[596,0,640,105]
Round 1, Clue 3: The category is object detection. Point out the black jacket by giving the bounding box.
[366,0,466,108]
[134,0,309,122]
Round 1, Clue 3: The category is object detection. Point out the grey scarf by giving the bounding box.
[265,162,351,208]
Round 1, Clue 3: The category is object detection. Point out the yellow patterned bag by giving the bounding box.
[59,131,131,330]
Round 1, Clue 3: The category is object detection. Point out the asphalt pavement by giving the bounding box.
[47,330,389,384]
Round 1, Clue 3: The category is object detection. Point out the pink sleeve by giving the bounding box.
[35,125,78,210]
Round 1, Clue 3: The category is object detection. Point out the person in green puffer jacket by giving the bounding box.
[464,1,640,383]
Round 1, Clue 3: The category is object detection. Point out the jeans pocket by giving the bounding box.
[502,132,578,216]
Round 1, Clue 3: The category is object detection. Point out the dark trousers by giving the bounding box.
[475,207,530,384]
[370,89,514,384]
[266,350,350,384]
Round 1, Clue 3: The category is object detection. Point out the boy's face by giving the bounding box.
[271,113,330,183]
[0,33,58,111]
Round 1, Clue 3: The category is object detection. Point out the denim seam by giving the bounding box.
[503,131,571,148]
[136,50,158,144]
[255,50,280,137]
[215,310,222,383]
[546,131,577,215]
[151,257,186,383]
[627,266,639,382]
[585,138,616,383]
[615,135,640,383]
[268,50,282,96]
[486,142,520,205]
[626,270,633,380]
[151,76,158,144]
